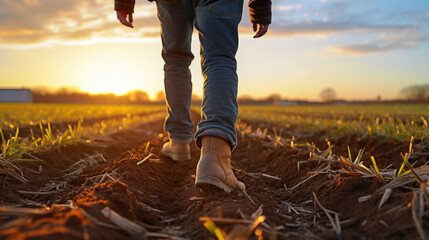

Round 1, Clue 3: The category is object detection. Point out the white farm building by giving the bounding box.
[0,89,33,103]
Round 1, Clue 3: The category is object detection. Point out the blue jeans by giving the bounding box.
[157,0,244,150]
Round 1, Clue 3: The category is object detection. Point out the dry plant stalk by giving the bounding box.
[189,196,205,202]
[137,153,153,165]
[420,183,429,207]
[17,190,60,195]
[313,192,342,237]
[0,157,28,183]
[101,207,187,240]
[0,206,50,215]
[242,189,257,205]
[411,191,426,240]
[199,217,253,224]
[101,207,148,240]
[289,172,320,191]
[77,208,119,230]
[202,205,267,240]
[378,188,392,209]
[338,157,375,177]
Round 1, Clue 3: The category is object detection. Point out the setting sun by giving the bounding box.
[70,44,163,96]
[80,67,141,95]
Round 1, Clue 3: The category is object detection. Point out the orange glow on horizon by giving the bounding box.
[80,72,143,96]
[75,50,157,96]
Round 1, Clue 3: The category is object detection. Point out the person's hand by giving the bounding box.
[253,23,269,38]
[116,10,133,28]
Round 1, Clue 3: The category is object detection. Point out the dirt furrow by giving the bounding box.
[1,114,428,239]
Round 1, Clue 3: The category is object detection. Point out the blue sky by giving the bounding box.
[0,0,428,100]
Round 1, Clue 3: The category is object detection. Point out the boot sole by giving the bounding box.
[195,176,233,192]
[161,149,191,161]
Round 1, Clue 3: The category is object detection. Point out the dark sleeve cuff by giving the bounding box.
[248,0,272,24]
[115,0,135,13]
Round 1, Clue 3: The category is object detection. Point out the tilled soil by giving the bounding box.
[0,112,428,240]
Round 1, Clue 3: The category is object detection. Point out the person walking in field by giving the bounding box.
[115,0,271,192]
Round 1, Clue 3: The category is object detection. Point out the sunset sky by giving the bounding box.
[0,0,428,100]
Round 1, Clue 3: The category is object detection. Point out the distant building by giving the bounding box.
[277,100,298,106]
[0,89,33,103]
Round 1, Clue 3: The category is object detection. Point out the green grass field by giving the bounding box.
[0,103,427,161]
[2,103,427,141]
[0,103,165,129]
[239,104,429,141]
[0,104,165,160]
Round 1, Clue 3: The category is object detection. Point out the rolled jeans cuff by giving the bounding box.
[195,126,237,151]
[169,132,193,143]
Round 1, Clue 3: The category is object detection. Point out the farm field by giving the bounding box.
[1,103,428,239]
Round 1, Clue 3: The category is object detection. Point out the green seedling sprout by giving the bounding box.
[398,137,414,177]
[1,128,6,158]
[68,124,76,139]
[46,123,54,143]
[30,128,38,146]
[421,116,427,128]
[1,127,39,162]
[39,123,45,146]
[12,127,19,146]
[347,145,352,162]
[397,153,410,177]
[370,156,385,184]
[261,128,267,139]
[353,148,365,165]
[144,142,151,154]
[57,130,72,150]
[370,156,380,174]
[325,138,332,156]
[203,218,225,240]
[359,113,365,123]
[39,123,55,148]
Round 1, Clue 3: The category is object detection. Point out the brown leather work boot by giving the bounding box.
[195,136,245,192]
[161,140,191,161]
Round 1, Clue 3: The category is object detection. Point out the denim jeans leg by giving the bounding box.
[157,0,195,143]
[194,0,244,150]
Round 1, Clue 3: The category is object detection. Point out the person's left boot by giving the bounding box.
[161,140,191,161]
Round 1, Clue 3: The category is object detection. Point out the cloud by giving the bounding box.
[262,0,429,55]
[275,4,302,11]
[0,0,427,56]
[0,0,159,48]
[328,30,426,55]
[266,19,412,38]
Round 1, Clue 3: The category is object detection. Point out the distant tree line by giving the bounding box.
[29,84,429,105]
[319,88,336,102]
[31,87,203,105]
[399,84,429,101]
[33,88,151,104]
[317,85,429,103]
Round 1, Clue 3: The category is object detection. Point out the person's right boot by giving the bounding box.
[195,136,245,192]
